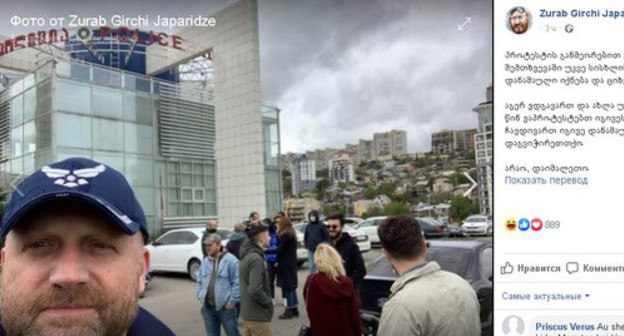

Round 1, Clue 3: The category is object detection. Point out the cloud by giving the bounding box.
[259,0,492,153]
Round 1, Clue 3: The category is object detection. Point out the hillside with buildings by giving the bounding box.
[280,85,492,223]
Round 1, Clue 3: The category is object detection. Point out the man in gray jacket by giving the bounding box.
[239,225,273,336]
[377,215,481,336]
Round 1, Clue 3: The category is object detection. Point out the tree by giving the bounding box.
[315,178,331,200]
[430,192,453,204]
[364,187,377,199]
[450,196,479,222]
[362,206,384,218]
[383,201,411,216]
[323,203,346,216]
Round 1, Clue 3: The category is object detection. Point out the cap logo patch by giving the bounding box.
[42,164,106,188]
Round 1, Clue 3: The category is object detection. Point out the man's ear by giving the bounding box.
[139,247,150,294]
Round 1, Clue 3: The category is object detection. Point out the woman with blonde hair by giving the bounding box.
[303,243,362,336]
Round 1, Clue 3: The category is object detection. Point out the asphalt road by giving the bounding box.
[140,248,383,336]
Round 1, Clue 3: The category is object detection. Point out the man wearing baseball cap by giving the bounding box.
[0,157,174,336]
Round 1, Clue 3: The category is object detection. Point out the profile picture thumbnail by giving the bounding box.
[507,6,531,34]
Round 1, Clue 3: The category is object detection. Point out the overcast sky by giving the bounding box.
[0,0,492,154]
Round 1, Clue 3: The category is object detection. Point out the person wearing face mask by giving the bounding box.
[303,210,329,274]
[202,219,219,258]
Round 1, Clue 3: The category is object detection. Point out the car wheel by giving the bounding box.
[297,261,305,267]
[188,258,201,282]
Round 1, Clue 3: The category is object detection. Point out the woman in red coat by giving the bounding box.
[303,243,362,336]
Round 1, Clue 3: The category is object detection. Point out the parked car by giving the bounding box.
[462,214,493,236]
[344,217,364,227]
[415,217,450,238]
[355,216,387,246]
[146,227,233,281]
[446,222,467,238]
[359,239,493,336]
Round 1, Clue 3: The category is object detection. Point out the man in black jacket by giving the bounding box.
[303,210,329,273]
[326,213,367,290]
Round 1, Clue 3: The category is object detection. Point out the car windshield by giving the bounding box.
[466,217,486,223]
[427,246,472,279]
[418,217,443,226]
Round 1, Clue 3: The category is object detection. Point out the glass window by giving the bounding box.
[155,231,181,245]
[36,81,52,117]
[124,74,151,93]
[93,118,123,151]
[124,123,153,155]
[23,88,36,122]
[178,231,198,244]
[11,95,23,127]
[23,153,35,175]
[35,115,52,150]
[35,64,52,83]
[23,121,36,154]
[56,80,91,114]
[56,113,91,149]
[70,63,91,81]
[181,187,192,202]
[124,93,154,125]
[93,87,122,119]
[10,157,22,175]
[93,68,121,87]
[10,126,22,157]
[11,79,23,97]
[134,187,154,217]
[23,74,34,91]
[193,188,204,202]
[125,155,153,186]
[92,152,124,173]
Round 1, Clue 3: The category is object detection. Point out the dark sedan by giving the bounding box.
[415,217,450,238]
[359,239,493,336]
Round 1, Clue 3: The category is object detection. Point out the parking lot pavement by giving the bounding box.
[140,249,383,336]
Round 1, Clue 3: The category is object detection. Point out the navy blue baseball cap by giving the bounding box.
[1,157,149,242]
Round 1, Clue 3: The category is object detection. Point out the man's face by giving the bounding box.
[327,219,343,240]
[509,10,528,34]
[204,242,221,258]
[0,212,149,336]
[250,214,260,225]
[257,231,270,249]
[207,220,218,231]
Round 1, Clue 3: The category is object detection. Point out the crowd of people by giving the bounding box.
[0,156,483,336]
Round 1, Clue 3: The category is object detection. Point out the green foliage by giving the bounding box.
[363,187,377,199]
[362,205,384,218]
[430,192,453,204]
[315,178,331,200]
[383,201,411,216]
[323,203,346,217]
[450,196,480,222]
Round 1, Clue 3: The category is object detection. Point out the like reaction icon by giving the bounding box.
[501,262,514,275]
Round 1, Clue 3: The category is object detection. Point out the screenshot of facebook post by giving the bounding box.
[0,0,491,335]
[496,1,624,335]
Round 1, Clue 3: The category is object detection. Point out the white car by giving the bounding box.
[147,227,233,281]
[295,231,308,267]
[461,215,492,236]
[355,216,387,246]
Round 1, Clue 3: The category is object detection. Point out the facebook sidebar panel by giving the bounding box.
[495,1,624,335]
